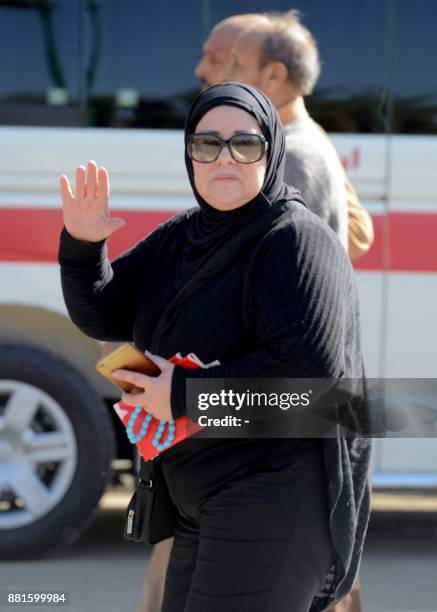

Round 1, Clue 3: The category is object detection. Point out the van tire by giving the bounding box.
[0,343,116,559]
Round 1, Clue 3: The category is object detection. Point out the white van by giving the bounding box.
[0,0,436,558]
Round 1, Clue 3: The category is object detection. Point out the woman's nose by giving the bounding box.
[216,145,234,164]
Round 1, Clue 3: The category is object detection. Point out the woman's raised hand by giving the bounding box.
[60,160,126,242]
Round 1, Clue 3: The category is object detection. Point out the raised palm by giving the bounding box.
[60,160,126,242]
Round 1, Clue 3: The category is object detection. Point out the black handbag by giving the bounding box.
[123,455,176,545]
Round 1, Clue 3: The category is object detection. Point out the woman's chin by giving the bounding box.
[206,189,251,211]
[207,199,248,211]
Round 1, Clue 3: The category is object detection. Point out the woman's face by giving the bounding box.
[191,105,267,211]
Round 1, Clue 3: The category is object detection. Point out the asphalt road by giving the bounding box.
[1,492,437,612]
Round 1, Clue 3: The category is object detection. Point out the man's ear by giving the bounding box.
[262,61,289,92]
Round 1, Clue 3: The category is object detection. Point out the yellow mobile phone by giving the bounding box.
[95,343,160,393]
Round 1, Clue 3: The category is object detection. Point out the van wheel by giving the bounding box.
[0,343,116,559]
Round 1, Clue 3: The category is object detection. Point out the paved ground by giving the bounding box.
[360,505,437,611]
[1,491,437,612]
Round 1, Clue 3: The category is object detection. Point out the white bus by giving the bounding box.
[0,0,436,558]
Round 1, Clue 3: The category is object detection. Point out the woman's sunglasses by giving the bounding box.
[187,132,269,164]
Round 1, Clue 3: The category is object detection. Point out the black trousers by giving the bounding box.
[161,444,336,612]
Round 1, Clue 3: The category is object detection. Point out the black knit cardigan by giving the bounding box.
[58,204,372,610]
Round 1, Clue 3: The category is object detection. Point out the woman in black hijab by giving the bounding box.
[58,83,372,611]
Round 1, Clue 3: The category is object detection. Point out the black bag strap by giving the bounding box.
[138,457,155,486]
[138,454,168,488]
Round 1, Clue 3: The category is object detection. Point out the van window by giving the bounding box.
[0,0,82,126]
[85,0,205,128]
[0,0,392,132]
[392,0,437,134]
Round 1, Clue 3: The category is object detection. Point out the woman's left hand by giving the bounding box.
[112,351,175,422]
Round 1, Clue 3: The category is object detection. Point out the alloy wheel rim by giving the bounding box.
[0,380,77,530]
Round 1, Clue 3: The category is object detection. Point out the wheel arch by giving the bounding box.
[0,304,117,400]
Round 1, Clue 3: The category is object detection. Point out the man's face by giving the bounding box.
[222,30,266,90]
[195,27,236,90]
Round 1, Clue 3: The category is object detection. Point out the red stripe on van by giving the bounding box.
[389,212,437,272]
[0,208,177,263]
[353,212,437,272]
[0,207,436,272]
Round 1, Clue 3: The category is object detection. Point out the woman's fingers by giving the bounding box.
[114,369,149,407]
[66,162,109,204]
[59,160,122,242]
[60,161,122,241]
[112,369,149,388]
[98,166,110,200]
[87,160,98,200]
[59,175,73,205]
[74,165,86,199]
[106,217,127,235]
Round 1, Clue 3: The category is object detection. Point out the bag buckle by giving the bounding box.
[139,476,154,489]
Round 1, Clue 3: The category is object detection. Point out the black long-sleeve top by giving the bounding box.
[58,205,371,610]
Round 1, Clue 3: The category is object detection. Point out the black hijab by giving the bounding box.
[148,83,307,349]
[178,82,305,282]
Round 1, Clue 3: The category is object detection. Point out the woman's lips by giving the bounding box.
[213,175,239,181]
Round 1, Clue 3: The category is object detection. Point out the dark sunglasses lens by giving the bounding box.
[230,135,264,162]
[188,135,221,162]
